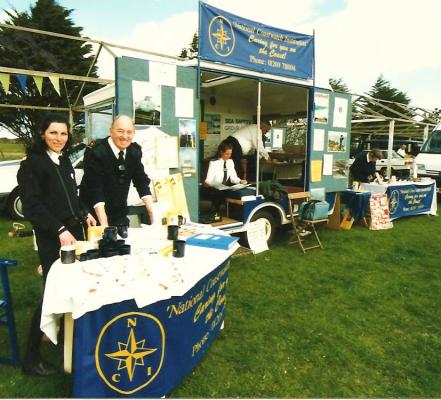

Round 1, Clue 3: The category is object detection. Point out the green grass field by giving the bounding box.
[0,210,440,398]
[0,142,25,161]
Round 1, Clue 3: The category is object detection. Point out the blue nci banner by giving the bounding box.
[199,2,314,80]
[72,261,229,398]
[387,182,435,220]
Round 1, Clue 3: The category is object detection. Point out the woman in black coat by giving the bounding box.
[17,114,96,376]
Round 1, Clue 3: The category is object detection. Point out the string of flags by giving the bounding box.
[0,73,61,95]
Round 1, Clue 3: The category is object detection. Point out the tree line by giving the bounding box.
[0,2,439,147]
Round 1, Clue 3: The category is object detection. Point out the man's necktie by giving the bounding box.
[222,161,227,184]
[117,151,126,183]
[118,150,124,164]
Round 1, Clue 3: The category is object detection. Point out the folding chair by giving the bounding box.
[0,258,20,366]
[287,192,329,253]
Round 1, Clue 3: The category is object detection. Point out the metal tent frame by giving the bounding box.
[348,93,439,177]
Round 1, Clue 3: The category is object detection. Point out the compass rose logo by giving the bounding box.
[95,312,165,395]
[208,15,235,57]
[389,189,400,215]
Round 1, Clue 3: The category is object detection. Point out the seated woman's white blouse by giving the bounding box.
[205,159,241,186]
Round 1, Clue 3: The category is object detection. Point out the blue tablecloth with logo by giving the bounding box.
[71,259,229,398]
[360,180,437,220]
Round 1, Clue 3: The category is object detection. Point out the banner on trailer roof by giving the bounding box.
[199,2,314,80]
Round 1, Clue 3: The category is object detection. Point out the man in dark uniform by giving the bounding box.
[80,115,154,227]
[349,148,383,183]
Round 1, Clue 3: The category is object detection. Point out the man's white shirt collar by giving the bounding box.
[108,137,126,159]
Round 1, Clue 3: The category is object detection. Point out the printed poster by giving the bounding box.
[179,118,196,148]
[313,128,325,151]
[333,97,349,128]
[246,219,269,254]
[322,154,333,176]
[327,131,347,152]
[175,87,194,118]
[205,113,221,135]
[314,92,329,124]
[311,160,322,182]
[132,81,161,126]
[272,128,284,149]
[149,61,176,87]
[332,159,348,179]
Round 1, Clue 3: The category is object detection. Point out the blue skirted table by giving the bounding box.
[360,180,437,220]
[340,180,437,225]
[340,190,371,224]
[41,224,238,398]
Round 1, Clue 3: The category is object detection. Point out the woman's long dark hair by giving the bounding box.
[27,114,72,155]
[215,141,233,159]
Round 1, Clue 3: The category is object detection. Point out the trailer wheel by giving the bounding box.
[7,187,24,220]
[246,210,277,246]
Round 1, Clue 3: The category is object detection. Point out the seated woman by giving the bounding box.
[202,142,254,221]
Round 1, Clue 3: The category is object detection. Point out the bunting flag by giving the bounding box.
[0,73,10,92]
[16,74,28,94]
[48,76,60,95]
[0,73,63,96]
[33,75,43,95]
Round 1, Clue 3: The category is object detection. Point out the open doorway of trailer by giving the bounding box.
[199,70,310,223]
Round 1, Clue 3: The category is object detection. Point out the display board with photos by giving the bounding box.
[309,89,352,193]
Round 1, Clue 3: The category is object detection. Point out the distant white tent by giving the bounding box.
[0,127,16,139]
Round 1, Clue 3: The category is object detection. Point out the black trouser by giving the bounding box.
[200,186,228,213]
[200,186,255,214]
[222,136,244,179]
[23,223,83,366]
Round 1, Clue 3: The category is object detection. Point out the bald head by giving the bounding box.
[110,115,135,150]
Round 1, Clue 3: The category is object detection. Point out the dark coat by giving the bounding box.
[349,152,377,182]
[79,138,151,225]
[17,151,85,235]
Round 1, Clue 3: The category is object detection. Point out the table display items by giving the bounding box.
[173,239,186,257]
[60,245,76,264]
[167,225,179,240]
[117,224,128,239]
[369,193,393,230]
[73,226,133,262]
[186,233,239,250]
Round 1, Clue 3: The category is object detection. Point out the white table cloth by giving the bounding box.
[360,179,437,217]
[41,223,238,343]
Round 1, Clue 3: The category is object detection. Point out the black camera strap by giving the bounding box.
[53,162,86,240]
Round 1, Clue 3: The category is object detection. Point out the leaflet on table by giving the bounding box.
[186,233,239,250]
[213,183,254,191]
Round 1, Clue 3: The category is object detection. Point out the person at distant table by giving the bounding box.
[349,149,383,183]
[397,144,413,158]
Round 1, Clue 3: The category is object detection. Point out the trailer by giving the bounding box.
[83,4,353,245]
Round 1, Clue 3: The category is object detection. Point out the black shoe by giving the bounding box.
[22,360,57,376]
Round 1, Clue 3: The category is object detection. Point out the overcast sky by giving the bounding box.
[1,0,440,122]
